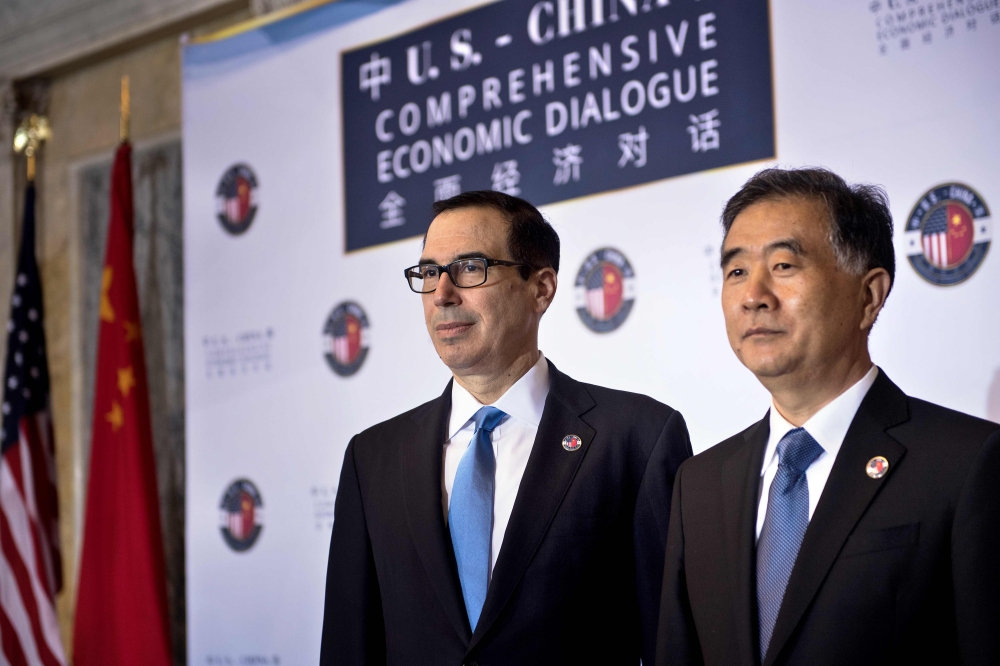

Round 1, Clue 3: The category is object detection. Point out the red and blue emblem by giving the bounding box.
[905,183,991,286]
[220,478,263,552]
[215,163,259,235]
[866,456,889,479]
[561,434,583,451]
[574,248,636,333]
[323,301,370,377]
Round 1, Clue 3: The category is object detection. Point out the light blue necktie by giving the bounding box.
[756,427,824,661]
[449,406,506,631]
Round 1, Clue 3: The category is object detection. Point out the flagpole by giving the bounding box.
[120,75,130,144]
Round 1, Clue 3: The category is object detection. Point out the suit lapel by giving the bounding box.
[763,371,910,666]
[468,363,597,650]
[721,416,769,666]
[400,381,472,644]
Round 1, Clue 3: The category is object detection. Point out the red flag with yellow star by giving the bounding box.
[73,143,172,666]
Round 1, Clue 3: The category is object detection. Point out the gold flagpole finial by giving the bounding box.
[13,115,52,182]
[120,75,130,143]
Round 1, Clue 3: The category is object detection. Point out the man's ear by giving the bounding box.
[860,267,891,331]
[533,267,558,315]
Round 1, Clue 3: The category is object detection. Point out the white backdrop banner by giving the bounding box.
[182,1,1000,663]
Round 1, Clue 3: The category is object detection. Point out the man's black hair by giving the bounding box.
[721,167,895,289]
[430,191,560,279]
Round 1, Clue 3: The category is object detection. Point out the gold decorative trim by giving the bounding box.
[13,114,52,181]
[188,0,340,44]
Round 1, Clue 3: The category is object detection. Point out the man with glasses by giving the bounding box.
[320,191,692,666]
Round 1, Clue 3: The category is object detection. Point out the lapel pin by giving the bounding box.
[562,434,582,451]
[866,456,889,479]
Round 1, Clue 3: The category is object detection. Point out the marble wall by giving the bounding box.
[38,34,188,658]
[0,0,287,660]
[8,7,249,660]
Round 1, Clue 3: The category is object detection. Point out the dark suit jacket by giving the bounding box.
[656,370,1000,666]
[320,361,691,666]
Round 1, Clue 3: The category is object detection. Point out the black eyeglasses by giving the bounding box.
[403,257,527,293]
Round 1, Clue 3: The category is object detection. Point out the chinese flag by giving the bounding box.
[73,143,172,665]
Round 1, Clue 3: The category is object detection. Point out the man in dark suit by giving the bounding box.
[656,168,1000,666]
[320,191,691,666]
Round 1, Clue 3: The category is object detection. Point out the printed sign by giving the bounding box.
[342,0,774,251]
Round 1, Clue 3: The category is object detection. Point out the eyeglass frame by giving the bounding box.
[403,256,530,293]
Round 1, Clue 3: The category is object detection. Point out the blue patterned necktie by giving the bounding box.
[449,406,506,631]
[756,427,824,660]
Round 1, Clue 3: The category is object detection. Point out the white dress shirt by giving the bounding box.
[755,365,879,540]
[442,352,550,576]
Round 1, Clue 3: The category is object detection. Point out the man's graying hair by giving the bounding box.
[721,167,896,289]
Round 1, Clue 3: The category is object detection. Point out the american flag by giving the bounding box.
[586,286,608,320]
[0,184,66,665]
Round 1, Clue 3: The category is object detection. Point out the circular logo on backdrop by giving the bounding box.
[220,479,263,552]
[323,301,370,377]
[574,248,636,333]
[215,164,259,235]
[905,183,991,286]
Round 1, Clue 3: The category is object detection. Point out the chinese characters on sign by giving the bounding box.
[342,0,774,251]
[433,174,462,200]
[553,144,583,184]
[360,52,392,100]
[687,109,720,152]
[618,126,649,167]
[491,160,522,194]
[378,191,406,229]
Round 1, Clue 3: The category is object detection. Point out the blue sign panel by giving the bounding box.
[342,0,774,251]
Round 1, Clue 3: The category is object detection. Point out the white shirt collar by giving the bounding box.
[448,352,551,440]
[762,365,879,474]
